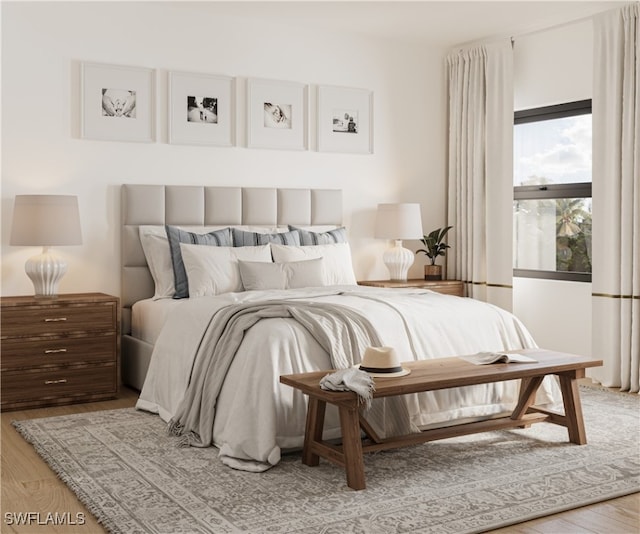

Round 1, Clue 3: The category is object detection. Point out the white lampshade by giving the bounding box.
[375,203,423,281]
[10,195,82,246]
[10,195,82,297]
[375,203,423,240]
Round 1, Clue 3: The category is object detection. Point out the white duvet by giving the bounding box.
[136,286,560,471]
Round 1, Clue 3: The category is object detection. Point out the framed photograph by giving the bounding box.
[81,62,155,142]
[247,78,308,150]
[169,71,235,146]
[317,86,373,154]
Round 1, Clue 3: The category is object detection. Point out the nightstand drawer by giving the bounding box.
[1,362,117,405]
[1,302,115,338]
[1,333,117,370]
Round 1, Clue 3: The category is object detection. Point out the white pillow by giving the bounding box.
[139,226,175,299]
[270,243,357,286]
[238,258,325,290]
[180,243,272,297]
[138,225,277,299]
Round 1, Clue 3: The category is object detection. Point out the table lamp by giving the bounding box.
[375,203,423,281]
[10,195,82,297]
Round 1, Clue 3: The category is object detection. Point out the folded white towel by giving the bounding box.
[319,368,375,408]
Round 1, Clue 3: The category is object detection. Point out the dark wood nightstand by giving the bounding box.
[357,279,464,297]
[1,293,120,411]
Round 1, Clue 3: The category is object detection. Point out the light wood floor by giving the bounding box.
[2,388,638,534]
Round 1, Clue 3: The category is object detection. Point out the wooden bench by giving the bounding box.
[280,349,602,490]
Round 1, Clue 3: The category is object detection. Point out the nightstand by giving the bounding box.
[357,279,464,297]
[1,293,120,411]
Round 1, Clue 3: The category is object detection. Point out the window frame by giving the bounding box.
[513,99,592,283]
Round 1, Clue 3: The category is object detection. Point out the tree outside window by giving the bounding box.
[513,100,592,282]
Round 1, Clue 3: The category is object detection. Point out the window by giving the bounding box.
[513,100,592,282]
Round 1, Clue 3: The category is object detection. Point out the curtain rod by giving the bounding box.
[451,4,622,52]
[510,4,625,44]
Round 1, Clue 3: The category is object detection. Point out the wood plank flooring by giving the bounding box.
[2,387,638,533]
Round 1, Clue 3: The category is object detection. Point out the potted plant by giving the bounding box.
[416,226,452,280]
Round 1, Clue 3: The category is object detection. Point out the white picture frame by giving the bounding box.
[247,78,308,150]
[169,71,235,146]
[81,62,155,142]
[317,86,373,154]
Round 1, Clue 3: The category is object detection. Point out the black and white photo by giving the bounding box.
[247,78,307,150]
[187,96,218,124]
[263,103,292,129]
[81,62,155,142]
[332,109,358,133]
[318,85,372,153]
[102,88,136,118]
[169,72,234,146]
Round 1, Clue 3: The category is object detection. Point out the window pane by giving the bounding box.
[513,198,592,274]
[514,115,592,187]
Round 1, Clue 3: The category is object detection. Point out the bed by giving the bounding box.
[121,184,345,389]
[121,184,560,472]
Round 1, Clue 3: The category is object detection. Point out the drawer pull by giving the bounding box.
[44,379,68,385]
[44,348,67,354]
[44,317,67,322]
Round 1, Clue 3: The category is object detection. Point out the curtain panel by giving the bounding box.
[446,41,514,311]
[592,3,640,393]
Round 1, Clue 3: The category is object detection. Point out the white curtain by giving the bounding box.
[446,41,514,311]
[592,3,640,393]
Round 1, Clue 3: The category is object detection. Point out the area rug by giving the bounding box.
[12,386,640,534]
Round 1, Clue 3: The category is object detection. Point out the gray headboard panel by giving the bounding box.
[121,184,343,334]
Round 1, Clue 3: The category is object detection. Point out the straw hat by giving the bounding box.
[357,346,411,377]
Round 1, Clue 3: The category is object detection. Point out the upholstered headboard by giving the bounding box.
[121,184,343,335]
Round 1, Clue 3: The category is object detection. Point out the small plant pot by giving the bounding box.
[424,265,442,281]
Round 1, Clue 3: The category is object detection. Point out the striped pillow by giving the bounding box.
[232,228,300,247]
[165,225,232,298]
[288,225,348,246]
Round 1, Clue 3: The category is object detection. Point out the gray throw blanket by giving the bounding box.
[319,368,376,408]
[168,300,383,448]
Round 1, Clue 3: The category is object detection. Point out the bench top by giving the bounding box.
[280,349,602,401]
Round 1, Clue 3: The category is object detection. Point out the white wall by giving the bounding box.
[513,19,593,355]
[1,1,448,298]
[513,278,592,356]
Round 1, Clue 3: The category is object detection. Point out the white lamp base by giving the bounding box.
[25,246,67,297]
[382,240,414,281]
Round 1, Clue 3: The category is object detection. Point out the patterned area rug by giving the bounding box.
[12,386,640,534]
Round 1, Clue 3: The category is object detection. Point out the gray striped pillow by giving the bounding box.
[165,225,232,298]
[232,228,300,247]
[288,225,348,246]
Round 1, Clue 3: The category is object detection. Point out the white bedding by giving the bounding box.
[131,298,184,345]
[136,286,561,471]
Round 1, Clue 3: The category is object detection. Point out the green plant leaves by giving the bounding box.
[416,226,452,265]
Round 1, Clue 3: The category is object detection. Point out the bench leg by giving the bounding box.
[559,371,587,445]
[302,397,326,466]
[339,403,366,490]
[511,375,544,421]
